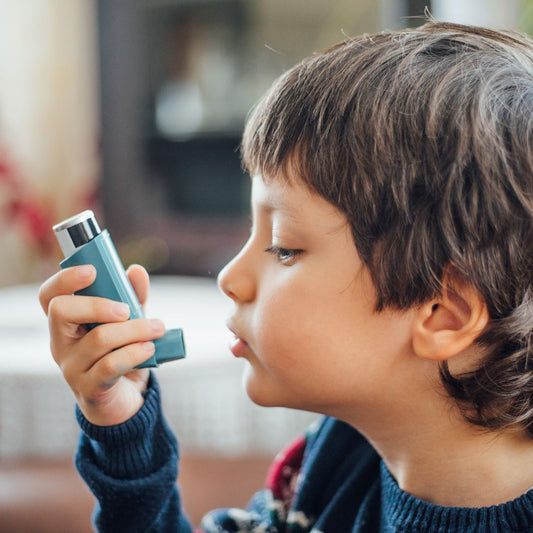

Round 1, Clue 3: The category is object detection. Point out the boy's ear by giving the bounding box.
[412,271,489,361]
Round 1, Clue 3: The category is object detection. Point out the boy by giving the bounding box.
[39,21,533,532]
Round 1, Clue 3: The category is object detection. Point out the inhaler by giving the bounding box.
[53,210,186,368]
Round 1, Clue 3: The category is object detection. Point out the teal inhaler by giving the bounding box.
[53,210,186,368]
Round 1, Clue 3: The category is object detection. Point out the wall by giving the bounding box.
[0,0,99,287]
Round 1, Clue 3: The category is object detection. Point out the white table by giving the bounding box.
[0,277,316,460]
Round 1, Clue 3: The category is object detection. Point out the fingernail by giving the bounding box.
[113,302,130,318]
[150,319,164,332]
[78,265,95,279]
[142,341,155,354]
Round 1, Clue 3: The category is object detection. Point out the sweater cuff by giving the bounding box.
[75,373,178,479]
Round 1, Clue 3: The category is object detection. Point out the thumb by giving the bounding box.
[126,264,150,308]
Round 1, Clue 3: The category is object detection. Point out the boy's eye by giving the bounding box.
[265,245,304,265]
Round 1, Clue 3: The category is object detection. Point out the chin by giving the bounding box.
[244,382,279,407]
[243,379,315,412]
[242,371,286,408]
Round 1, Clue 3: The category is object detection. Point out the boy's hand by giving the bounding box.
[38,264,164,427]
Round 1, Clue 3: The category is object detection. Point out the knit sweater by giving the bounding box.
[75,376,533,532]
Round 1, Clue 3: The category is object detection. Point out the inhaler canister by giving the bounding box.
[53,210,185,368]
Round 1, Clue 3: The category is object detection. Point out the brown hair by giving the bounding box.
[241,22,533,435]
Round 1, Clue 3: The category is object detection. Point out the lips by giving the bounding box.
[226,320,250,358]
[229,336,249,358]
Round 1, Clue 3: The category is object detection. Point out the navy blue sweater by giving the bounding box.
[75,376,533,532]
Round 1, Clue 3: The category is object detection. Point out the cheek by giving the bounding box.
[254,272,395,375]
[253,291,301,359]
[253,282,354,370]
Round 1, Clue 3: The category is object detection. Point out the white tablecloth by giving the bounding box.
[0,277,316,459]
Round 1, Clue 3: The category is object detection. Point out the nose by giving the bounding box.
[217,241,256,303]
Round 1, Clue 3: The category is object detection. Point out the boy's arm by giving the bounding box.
[75,374,194,533]
[38,265,192,530]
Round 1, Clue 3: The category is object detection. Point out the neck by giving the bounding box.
[379,421,533,507]
[338,367,533,508]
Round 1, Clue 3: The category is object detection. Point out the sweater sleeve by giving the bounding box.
[75,374,193,533]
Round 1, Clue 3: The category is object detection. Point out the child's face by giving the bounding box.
[218,174,414,417]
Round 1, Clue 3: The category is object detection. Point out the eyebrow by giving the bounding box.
[254,197,301,223]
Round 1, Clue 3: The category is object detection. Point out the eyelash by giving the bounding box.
[265,245,304,265]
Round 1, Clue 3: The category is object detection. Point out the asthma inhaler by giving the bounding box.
[53,210,186,368]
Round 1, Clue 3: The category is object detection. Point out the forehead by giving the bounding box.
[251,174,348,230]
[251,174,303,213]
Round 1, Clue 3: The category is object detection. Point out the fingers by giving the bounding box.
[48,294,130,332]
[40,263,150,315]
[127,264,150,308]
[85,341,155,388]
[41,263,160,371]
[39,265,96,314]
[84,318,164,368]
[39,264,157,427]
[58,318,164,382]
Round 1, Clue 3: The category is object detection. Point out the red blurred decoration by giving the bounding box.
[0,151,55,254]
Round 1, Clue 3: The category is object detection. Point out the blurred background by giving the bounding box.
[0,1,532,531]
[0,0,531,288]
